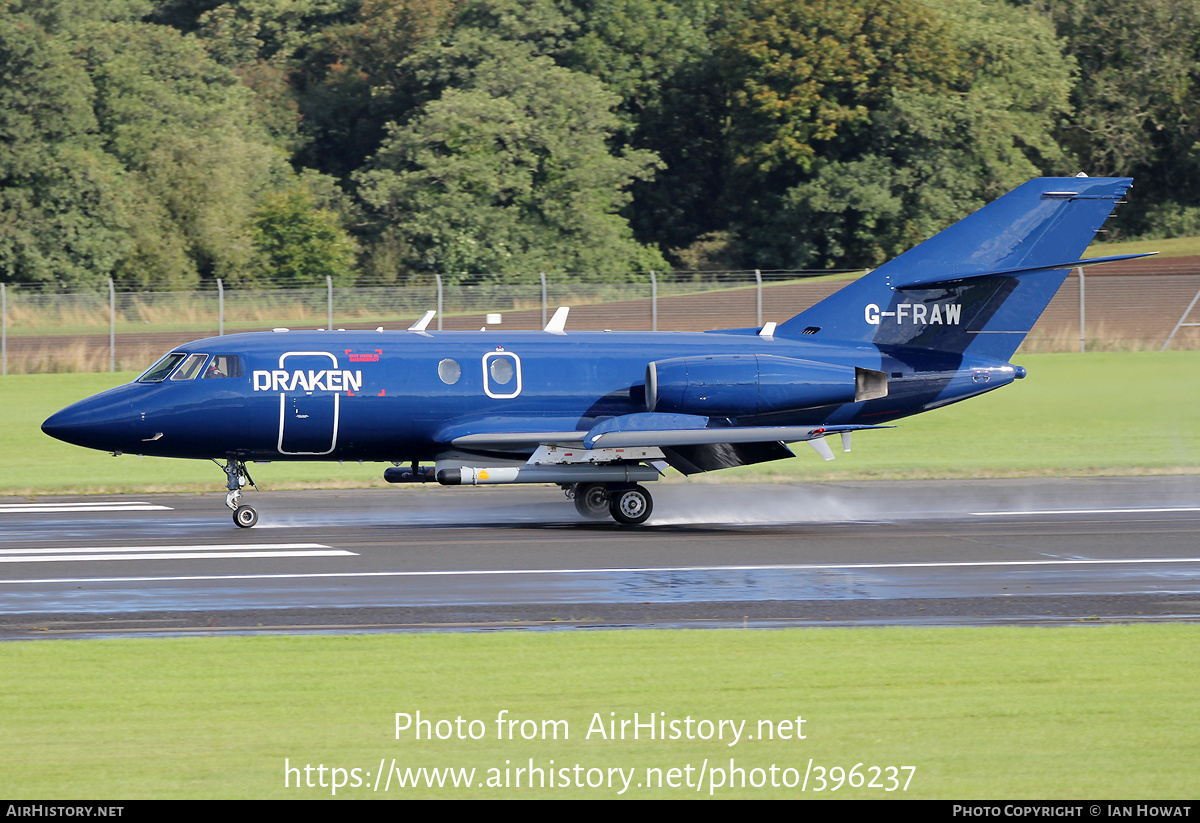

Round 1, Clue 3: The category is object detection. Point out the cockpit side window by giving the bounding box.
[138,352,187,383]
[170,353,209,381]
[203,355,243,378]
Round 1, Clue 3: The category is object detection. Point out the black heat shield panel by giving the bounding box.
[661,441,795,475]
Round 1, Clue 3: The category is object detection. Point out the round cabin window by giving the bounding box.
[489,356,514,385]
[438,358,461,384]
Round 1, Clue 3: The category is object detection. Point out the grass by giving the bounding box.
[0,626,1196,799]
[1088,234,1200,259]
[7,350,1198,495]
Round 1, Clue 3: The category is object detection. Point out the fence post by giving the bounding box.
[650,270,657,332]
[326,275,333,329]
[540,272,547,328]
[435,275,443,331]
[1162,283,1200,351]
[1,283,6,377]
[109,278,115,373]
[217,278,224,336]
[755,269,762,327]
[1077,267,1085,353]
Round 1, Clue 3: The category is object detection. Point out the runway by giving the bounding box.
[2,476,1199,637]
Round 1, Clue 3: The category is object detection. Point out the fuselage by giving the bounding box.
[41,327,1020,462]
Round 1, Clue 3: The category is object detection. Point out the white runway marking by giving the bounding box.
[4,556,1200,585]
[970,507,1200,517]
[0,543,350,564]
[0,502,172,513]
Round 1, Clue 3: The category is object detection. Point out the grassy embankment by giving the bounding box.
[2,626,1197,799]
[6,350,1198,495]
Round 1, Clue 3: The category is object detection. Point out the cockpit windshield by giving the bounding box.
[137,352,243,382]
[170,353,209,381]
[137,352,186,383]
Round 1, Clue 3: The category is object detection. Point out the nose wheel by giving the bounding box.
[233,505,259,528]
[219,458,260,528]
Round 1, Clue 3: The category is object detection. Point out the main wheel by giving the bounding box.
[608,486,653,526]
[573,483,609,519]
[233,505,259,528]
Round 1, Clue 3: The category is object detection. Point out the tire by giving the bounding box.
[233,505,259,528]
[608,486,653,526]
[573,483,609,519]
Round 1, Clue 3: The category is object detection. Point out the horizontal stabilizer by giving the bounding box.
[896,252,1156,289]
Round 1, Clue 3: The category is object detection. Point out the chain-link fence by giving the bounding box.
[2,261,1199,374]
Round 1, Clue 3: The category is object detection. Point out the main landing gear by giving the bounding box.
[567,483,654,526]
[219,458,260,528]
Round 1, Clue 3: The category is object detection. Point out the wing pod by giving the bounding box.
[646,354,887,416]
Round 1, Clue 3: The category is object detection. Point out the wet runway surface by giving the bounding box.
[2,476,1199,637]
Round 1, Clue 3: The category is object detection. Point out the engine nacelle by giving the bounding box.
[646,354,886,416]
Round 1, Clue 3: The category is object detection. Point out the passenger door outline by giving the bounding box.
[277,351,340,455]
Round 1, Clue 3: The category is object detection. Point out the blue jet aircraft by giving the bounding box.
[43,176,1152,527]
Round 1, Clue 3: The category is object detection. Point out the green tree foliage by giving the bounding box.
[248,187,358,284]
[356,45,666,281]
[1027,0,1200,235]
[727,0,1076,268]
[721,0,960,182]
[291,0,466,180]
[0,0,360,289]
[5,0,1200,290]
[557,0,727,255]
[0,8,131,288]
[73,18,280,285]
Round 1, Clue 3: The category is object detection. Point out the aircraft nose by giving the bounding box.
[42,395,136,452]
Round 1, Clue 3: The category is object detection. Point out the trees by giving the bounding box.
[720,0,1075,268]
[356,47,666,281]
[4,0,1200,290]
[0,9,131,288]
[0,0,360,289]
[1030,0,1200,235]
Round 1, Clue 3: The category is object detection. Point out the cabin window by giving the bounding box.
[489,357,514,385]
[170,353,209,381]
[203,355,243,378]
[138,352,187,383]
[438,358,461,384]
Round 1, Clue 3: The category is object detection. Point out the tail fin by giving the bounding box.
[775,177,1145,361]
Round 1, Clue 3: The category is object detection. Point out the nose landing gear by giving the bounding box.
[219,458,260,528]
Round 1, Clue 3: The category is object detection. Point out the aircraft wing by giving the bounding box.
[437,413,889,475]
[581,412,888,449]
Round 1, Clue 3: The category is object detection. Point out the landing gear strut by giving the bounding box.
[220,458,259,528]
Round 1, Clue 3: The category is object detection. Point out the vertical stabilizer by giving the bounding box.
[775,177,1135,360]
